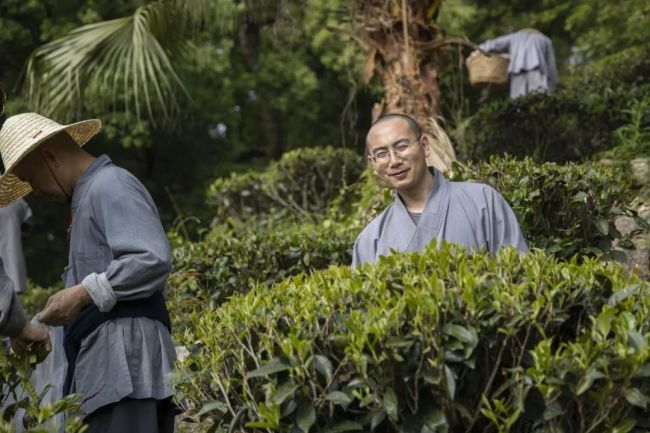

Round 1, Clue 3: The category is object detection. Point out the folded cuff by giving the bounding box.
[82,272,117,312]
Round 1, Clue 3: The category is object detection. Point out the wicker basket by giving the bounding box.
[466,52,509,85]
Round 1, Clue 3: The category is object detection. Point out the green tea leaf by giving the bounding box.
[383,387,398,421]
[197,400,228,417]
[246,357,290,378]
[623,388,650,408]
[325,391,352,406]
[314,355,333,382]
[324,421,363,433]
[271,382,298,405]
[295,401,316,433]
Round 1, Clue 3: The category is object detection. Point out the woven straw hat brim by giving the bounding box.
[0,118,101,207]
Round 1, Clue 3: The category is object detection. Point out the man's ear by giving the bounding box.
[421,135,431,158]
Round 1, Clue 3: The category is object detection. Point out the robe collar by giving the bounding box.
[377,167,451,254]
[71,154,112,211]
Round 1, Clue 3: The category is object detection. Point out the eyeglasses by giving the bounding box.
[369,136,420,165]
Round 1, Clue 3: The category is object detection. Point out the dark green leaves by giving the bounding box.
[246,357,290,378]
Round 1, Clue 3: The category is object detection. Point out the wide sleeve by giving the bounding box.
[479,34,514,54]
[545,38,559,89]
[0,258,27,336]
[81,172,172,312]
[351,224,379,269]
[351,237,365,269]
[20,200,33,232]
[483,187,528,253]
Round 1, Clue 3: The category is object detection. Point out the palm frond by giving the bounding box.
[24,1,210,125]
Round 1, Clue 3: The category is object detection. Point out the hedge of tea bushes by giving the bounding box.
[174,242,650,432]
[449,156,647,260]
[169,154,643,323]
[206,147,364,226]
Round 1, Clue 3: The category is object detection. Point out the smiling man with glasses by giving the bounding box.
[351,113,528,268]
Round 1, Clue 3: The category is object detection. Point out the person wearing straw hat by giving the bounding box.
[0,112,176,432]
[351,114,528,268]
[476,28,558,99]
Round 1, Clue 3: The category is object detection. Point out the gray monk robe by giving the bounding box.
[0,257,27,336]
[0,199,32,293]
[65,155,176,417]
[479,30,558,99]
[352,168,528,267]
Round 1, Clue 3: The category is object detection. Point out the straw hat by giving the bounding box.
[0,113,101,206]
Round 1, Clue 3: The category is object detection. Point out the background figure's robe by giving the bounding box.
[64,155,176,416]
[0,199,32,293]
[0,257,27,336]
[352,168,528,268]
[479,30,558,99]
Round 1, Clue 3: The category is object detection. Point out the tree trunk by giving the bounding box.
[237,15,284,159]
[355,0,455,171]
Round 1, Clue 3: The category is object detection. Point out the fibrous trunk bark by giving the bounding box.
[355,0,455,171]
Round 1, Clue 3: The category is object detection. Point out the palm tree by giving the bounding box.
[23,0,216,126]
[25,0,468,168]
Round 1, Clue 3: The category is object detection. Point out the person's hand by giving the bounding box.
[38,284,92,327]
[9,322,51,363]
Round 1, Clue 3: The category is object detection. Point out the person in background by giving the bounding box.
[0,112,176,433]
[0,88,49,357]
[0,257,50,356]
[0,198,32,294]
[352,114,528,268]
[477,28,558,99]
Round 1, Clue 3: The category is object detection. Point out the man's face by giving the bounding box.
[12,146,67,202]
[366,118,430,192]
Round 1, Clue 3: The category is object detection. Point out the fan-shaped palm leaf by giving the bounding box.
[24,0,210,125]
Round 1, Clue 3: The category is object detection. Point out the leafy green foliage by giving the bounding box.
[0,347,85,432]
[168,221,356,329]
[170,153,642,333]
[18,281,62,318]
[456,46,650,162]
[599,96,650,161]
[206,147,364,225]
[449,156,645,260]
[565,0,650,65]
[174,242,650,432]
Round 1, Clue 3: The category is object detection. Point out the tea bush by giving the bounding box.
[0,347,85,433]
[449,156,647,260]
[167,221,357,327]
[169,156,643,323]
[174,242,650,432]
[206,147,364,226]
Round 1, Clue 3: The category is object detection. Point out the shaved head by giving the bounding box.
[366,114,421,148]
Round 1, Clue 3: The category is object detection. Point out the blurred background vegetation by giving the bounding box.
[0,0,648,284]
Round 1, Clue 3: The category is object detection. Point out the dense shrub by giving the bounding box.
[169,156,643,324]
[598,96,650,161]
[456,46,650,162]
[450,156,647,260]
[0,348,84,432]
[174,242,650,432]
[206,147,364,225]
[167,222,357,326]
